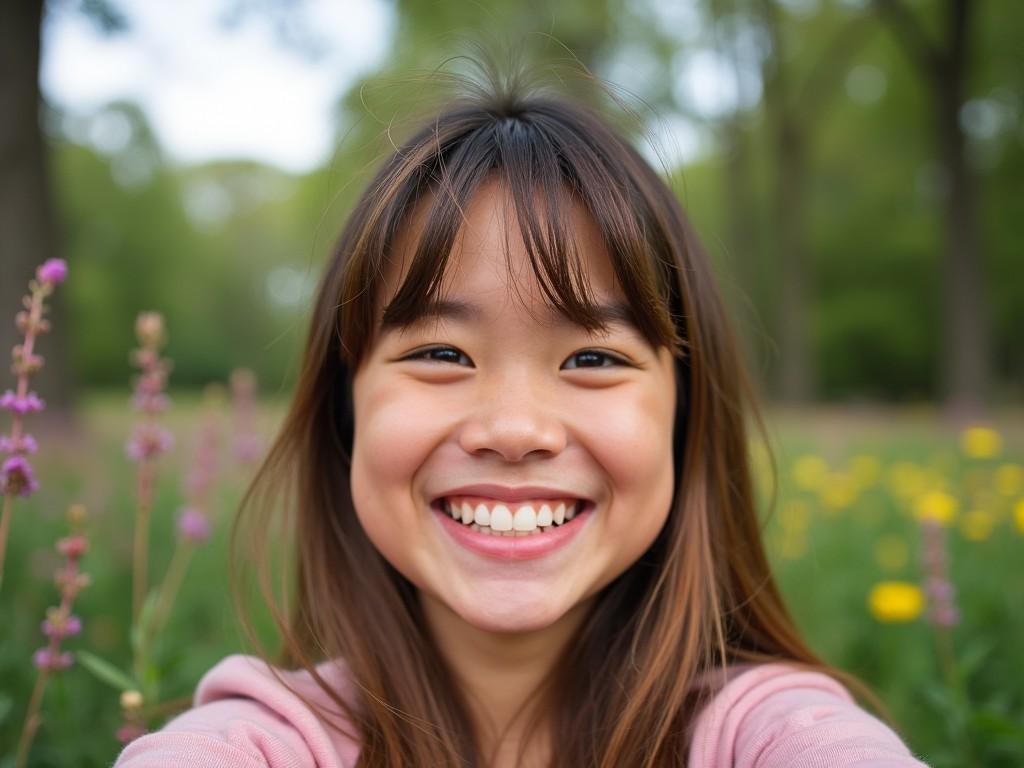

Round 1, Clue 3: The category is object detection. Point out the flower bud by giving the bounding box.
[36,258,69,285]
[135,312,166,348]
[67,503,87,526]
[120,690,144,710]
[57,535,88,558]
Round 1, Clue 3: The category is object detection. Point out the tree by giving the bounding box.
[875,0,987,416]
[0,0,126,413]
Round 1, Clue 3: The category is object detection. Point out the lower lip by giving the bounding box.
[433,503,592,561]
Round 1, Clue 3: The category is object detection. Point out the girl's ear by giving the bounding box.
[335,364,356,463]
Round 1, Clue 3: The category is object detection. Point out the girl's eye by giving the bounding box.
[562,350,628,369]
[402,347,627,369]
[404,346,473,366]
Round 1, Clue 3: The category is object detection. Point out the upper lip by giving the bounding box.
[432,484,591,504]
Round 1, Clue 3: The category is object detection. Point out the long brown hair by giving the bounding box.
[232,63,862,766]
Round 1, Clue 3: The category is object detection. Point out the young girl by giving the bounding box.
[115,75,929,767]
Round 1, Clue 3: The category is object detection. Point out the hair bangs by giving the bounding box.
[350,106,683,360]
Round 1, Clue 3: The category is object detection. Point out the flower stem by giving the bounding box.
[15,668,50,768]
[136,539,192,681]
[132,458,155,625]
[0,493,12,591]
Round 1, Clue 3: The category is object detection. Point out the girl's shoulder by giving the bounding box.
[689,662,930,767]
[114,654,360,768]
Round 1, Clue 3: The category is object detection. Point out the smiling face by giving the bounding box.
[350,179,677,636]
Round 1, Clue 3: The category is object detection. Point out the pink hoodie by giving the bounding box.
[114,655,929,767]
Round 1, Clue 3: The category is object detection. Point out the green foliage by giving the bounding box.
[47,1,1023,401]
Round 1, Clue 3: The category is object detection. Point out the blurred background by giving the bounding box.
[1,1,1022,766]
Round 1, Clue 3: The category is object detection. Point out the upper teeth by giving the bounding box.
[443,497,580,533]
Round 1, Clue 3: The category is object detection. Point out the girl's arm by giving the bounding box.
[690,664,930,768]
[113,654,360,768]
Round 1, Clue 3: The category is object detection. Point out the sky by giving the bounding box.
[41,0,394,173]
[39,0,736,174]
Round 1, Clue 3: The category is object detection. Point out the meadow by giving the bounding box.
[1,395,1022,767]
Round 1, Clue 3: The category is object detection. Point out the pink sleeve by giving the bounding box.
[114,655,360,768]
[688,664,930,768]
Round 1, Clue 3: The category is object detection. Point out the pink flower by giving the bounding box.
[0,433,38,454]
[125,424,174,462]
[42,611,82,638]
[116,723,148,745]
[33,647,73,671]
[0,390,45,414]
[177,507,211,543]
[36,259,68,285]
[56,535,88,558]
[1,455,39,497]
[131,391,170,414]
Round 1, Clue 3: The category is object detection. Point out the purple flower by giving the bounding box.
[36,259,69,285]
[929,604,961,628]
[33,647,73,671]
[131,391,170,414]
[0,390,45,414]
[0,433,38,454]
[42,612,82,639]
[1,455,39,497]
[56,535,88,558]
[125,425,174,462]
[177,507,211,543]
[117,723,148,745]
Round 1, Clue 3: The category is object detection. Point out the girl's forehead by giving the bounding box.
[381,179,621,310]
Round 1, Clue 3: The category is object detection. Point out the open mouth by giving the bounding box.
[434,497,588,537]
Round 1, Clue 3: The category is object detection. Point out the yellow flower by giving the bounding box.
[793,455,828,491]
[874,535,909,571]
[1014,499,1024,535]
[820,473,858,511]
[849,454,881,489]
[914,491,959,525]
[995,464,1023,496]
[960,426,1002,459]
[960,509,995,541]
[868,581,925,623]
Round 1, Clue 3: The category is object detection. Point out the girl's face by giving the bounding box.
[351,180,677,635]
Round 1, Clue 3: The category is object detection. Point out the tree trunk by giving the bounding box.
[0,0,74,413]
[775,119,811,403]
[937,0,986,417]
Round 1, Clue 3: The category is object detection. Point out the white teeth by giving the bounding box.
[554,503,566,525]
[489,504,513,531]
[513,505,537,532]
[443,497,586,535]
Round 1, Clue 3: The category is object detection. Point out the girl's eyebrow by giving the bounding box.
[381,298,642,336]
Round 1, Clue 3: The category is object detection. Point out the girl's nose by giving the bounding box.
[457,377,567,462]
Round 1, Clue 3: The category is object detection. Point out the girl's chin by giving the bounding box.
[432,592,579,636]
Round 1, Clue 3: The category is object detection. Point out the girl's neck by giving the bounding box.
[421,592,594,767]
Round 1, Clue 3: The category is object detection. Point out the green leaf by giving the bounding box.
[77,650,138,692]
